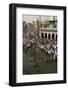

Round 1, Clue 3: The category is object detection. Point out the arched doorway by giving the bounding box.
[41,33,44,38]
[52,34,55,40]
[48,33,51,40]
[45,33,47,38]
[56,34,57,41]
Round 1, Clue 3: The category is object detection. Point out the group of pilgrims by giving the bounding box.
[23,35,57,61]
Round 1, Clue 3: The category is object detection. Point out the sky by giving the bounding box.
[23,15,57,23]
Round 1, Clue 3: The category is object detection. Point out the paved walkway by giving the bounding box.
[23,48,57,75]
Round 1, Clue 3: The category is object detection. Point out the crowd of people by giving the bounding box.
[23,33,57,61]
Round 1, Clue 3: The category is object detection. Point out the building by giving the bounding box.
[39,16,57,41]
[33,19,40,34]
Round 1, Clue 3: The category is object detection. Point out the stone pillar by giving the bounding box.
[55,34,56,40]
[44,32,45,38]
[51,33,52,40]
[39,28,41,38]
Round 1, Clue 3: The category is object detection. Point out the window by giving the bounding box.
[48,33,51,39]
[52,34,54,40]
[56,34,57,41]
[41,33,44,38]
[45,33,47,38]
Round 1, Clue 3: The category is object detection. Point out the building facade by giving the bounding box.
[39,16,57,41]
